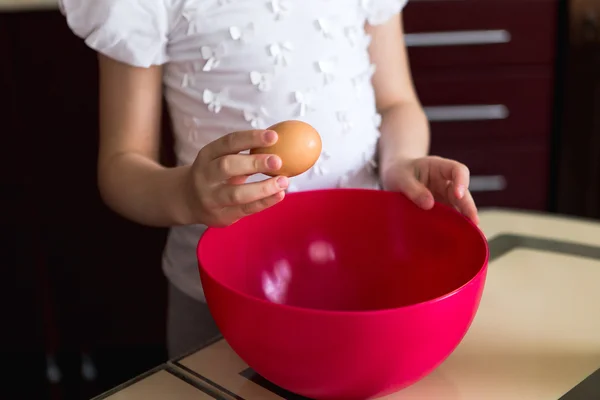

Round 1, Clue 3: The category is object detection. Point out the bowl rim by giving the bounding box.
[197,188,490,317]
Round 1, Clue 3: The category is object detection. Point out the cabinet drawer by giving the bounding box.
[403,0,558,68]
[413,66,553,144]
[430,141,550,211]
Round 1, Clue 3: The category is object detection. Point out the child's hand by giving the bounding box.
[184,129,289,227]
[380,156,479,224]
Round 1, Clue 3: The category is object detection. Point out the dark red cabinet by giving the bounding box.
[405,0,557,211]
[413,66,554,144]
[404,0,558,68]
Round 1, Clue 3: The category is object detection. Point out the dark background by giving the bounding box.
[1,0,599,398]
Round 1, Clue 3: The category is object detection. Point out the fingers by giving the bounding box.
[190,128,285,227]
[213,176,289,206]
[200,129,278,161]
[412,156,477,222]
[194,174,287,227]
[396,175,435,210]
[443,181,478,224]
[458,190,479,224]
[207,153,282,182]
[222,190,286,223]
[442,160,477,222]
[430,157,470,200]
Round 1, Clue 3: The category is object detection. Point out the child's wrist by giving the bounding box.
[166,165,201,226]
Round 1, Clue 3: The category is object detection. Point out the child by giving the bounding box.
[59,0,479,358]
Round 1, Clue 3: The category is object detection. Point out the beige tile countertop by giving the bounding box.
[91,365,227,400]
[0,0,58,12]
[93,208,600,400]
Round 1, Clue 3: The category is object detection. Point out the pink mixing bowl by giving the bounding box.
[197,189,489,400]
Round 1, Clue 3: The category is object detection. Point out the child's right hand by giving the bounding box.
[183,129,289,227]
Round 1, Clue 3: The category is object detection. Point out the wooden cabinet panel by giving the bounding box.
[413,66,554,145]
[404,0,558,68]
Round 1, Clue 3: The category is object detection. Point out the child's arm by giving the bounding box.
[96,55,192,227]
[97,55,286,228]
[366,15,429,172]
[368,15,478,222]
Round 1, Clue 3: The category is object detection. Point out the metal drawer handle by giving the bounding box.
[424,105,509,122]
[81,353,98,382]
[405,30,511,47]
[470,175,507,192]
[46,354,62,384]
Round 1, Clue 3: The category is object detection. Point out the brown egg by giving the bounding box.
[251,120,322,178]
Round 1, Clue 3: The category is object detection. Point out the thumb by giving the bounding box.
[394,174,435,210]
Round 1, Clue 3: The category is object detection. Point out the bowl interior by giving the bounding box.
[198,189,488,312]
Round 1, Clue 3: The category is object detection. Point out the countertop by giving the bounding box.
[0,0,58,12]
[93,208,600,400]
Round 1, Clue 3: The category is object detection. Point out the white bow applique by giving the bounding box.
[182,8,199,35]
[181,60,201,87]
[352,64,376,96]
[229,23,255,43]
[317,59,337,85]
[203,89,226,113]
[344,26,359,47]
[200,43,226,72]
[316,18,335,39]
[311,151,332,177]
[250,71,273,92]
[293,90,315,117]
[344,26,371,48]
[336,111,353,134]
[184,115,202,141]
[269,42,293,67]
[269,0,291,20]
[181,73,195,88]
[243,107,270,129]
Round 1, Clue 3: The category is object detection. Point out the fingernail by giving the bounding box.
[263,130,277,143]
[266,156,281,170]
[276,176,289,189]
[456,184,466,199]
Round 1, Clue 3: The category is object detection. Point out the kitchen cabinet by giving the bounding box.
[404,0,559,210]
[414,66,554,144]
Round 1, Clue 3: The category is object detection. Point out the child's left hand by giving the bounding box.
[380,156,479,224]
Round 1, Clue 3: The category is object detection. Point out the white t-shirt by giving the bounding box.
[59,0,408,301]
